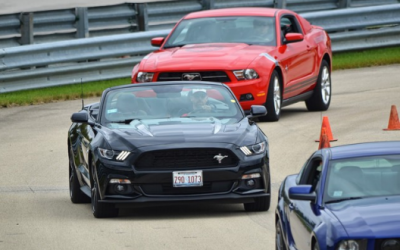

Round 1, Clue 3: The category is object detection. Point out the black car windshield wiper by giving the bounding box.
[110,118,140,124]
[325,196,363,204]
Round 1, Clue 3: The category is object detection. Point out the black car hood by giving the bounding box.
[102,117,259,149]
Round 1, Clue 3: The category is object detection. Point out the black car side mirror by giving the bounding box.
[247,105,267,119]
[71,112,89,123]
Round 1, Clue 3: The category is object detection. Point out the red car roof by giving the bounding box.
[184,7,279,19]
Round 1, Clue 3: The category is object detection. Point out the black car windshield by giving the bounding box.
[163,16,276,47]
[100,84,244,126]
[323,154,400,203]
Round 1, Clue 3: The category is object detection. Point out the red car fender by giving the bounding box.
[131,63,140,83]
[250,53,281,93]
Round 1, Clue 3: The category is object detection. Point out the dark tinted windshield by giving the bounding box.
[100,84,244,125]
[164,16,276,47]
[324,155,400,203]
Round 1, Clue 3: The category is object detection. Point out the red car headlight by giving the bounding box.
[233,69,259,80]
[137,72,155,83]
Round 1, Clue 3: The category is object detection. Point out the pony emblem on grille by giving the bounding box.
[182,73,201,81]
[214,153,228,164]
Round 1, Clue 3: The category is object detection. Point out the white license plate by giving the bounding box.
[173,170,203,187]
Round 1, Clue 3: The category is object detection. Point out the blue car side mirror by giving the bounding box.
[289,185,316,202]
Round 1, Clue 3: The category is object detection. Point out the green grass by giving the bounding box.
[1,46,400,108]
[333,46,400,70]
[0,78,130,108]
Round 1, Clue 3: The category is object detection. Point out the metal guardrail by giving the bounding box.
[0,0,398,48]
[0,3,400,93]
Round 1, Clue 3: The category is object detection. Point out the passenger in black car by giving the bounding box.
[116,93,147,117]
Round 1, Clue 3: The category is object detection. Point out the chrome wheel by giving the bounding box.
[321,66,331,105]
[305,60,331,111]
[273,77,281,116]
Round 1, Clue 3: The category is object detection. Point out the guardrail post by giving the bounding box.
[136,3,149,31]
[202,0,215,10]
[20,12,34,45]
[76,8,89,38]
[337,0,351,8]
[274,0,287,9]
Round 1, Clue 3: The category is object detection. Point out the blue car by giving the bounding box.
[275,141,400,250]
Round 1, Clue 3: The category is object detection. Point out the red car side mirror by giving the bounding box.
[285,33,304,44]
[151,37,165,47]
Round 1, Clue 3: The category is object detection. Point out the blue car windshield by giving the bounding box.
[324,154,400,203]
[100,84,243,126]
[164,16,276,47]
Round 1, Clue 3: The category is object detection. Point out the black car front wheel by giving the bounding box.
[69,148,90,203]
[91,162,119,218]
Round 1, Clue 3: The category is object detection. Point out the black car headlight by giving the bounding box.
[98,148,131,161]
[240,141,266,156]
[137,72,154,82]
[233,69,259,80]
[337,240,367,250]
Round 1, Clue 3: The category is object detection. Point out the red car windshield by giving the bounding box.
[164,16,276,47]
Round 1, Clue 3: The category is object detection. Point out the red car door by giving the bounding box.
[278,15,316,99]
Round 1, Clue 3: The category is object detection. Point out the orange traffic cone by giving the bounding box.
[318,128,331,149]
[383,105,400,131]
[315,116,337,142]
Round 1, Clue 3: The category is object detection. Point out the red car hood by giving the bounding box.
[141,43,275,71]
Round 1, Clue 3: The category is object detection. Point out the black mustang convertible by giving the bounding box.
[68,81,271,218]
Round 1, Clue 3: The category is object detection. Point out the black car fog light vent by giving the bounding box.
[246,179,255,186]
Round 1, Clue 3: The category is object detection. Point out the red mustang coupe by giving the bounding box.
[131,7,332,121]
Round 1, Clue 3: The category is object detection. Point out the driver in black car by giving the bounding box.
[177,89,215,116]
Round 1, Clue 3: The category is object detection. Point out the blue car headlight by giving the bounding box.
[98,148,131,161]
[337,240,367,250]
[240,141,266,156]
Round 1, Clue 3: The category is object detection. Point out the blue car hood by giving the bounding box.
[326,196,400,238]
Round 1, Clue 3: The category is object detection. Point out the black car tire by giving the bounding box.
[305,60,331,111]
[91,162,119,218]
[69,148,90,204]
[259,70,281,122]
[275,220,287,250]
[313,241,321,250]
[244,177,271,212]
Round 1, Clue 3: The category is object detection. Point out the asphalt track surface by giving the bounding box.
[0,65,399,249]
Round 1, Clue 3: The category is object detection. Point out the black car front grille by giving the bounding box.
[140,181,234,195]
[157,71,231,82]
[134,148,238,170]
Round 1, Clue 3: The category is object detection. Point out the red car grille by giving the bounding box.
[157,71,231,82]
[134,148,238,170]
